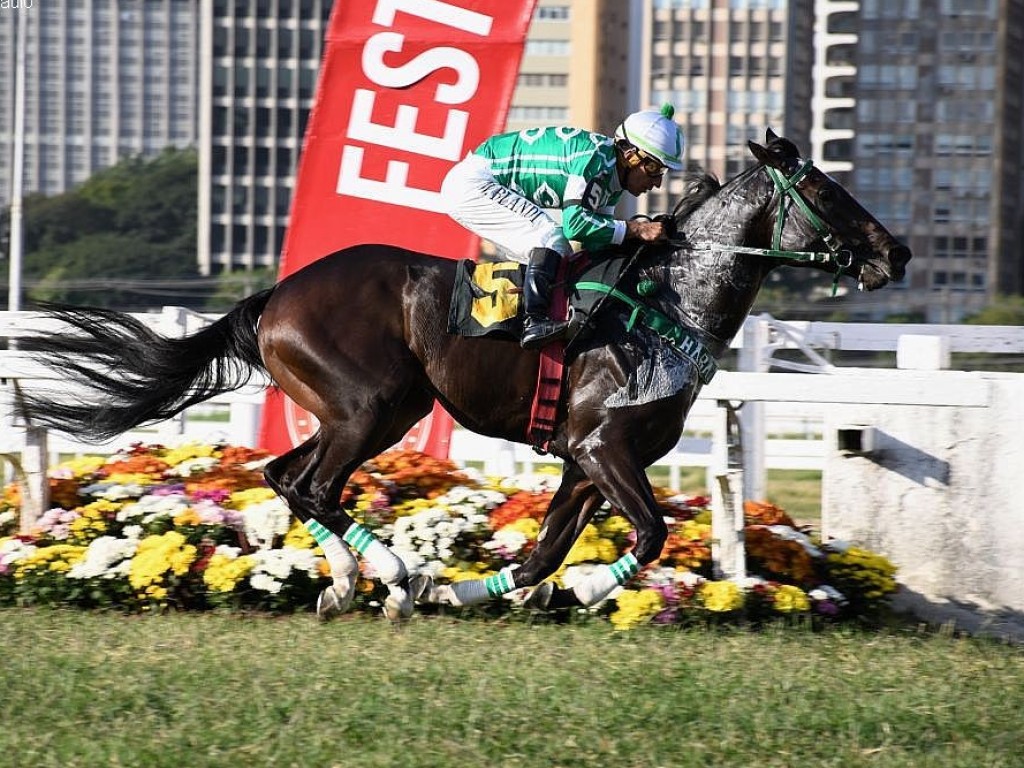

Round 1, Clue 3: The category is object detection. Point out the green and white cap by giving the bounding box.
[615,103,685,170]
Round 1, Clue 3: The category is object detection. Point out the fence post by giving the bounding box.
[710,401,745,580]
[738,316,768,502]
[18,426,49,534]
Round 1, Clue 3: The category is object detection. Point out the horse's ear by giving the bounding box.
[747,140,776,168]
[765,126,780,143]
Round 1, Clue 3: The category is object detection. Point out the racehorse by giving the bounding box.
[19,130,911,621]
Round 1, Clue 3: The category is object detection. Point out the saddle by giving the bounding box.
[446,250,634,343]
[448,250,643,451]
[447,246,717,450]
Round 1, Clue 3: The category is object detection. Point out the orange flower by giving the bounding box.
[218,445,271,466]
[489,491,552,531]
[49,478,82,510]
[744,500,796,528]
[745,526,816,585]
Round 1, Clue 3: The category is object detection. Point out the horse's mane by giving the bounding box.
[671,170,721,223]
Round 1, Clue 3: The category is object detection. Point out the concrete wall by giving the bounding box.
[822,373,1024,635]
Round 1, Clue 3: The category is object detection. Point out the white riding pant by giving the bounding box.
[441,153,572,263]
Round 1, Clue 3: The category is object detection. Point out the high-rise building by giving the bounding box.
[0,1,199,210]
[633,0,815,217]
[814,0,1024,321]
[507,0,633,136]
[198,0,331,275]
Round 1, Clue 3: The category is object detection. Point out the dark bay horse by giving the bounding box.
[20,131,910,620]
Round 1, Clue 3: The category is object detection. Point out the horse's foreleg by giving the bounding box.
[553,450,667,607]
[413,463,602,607]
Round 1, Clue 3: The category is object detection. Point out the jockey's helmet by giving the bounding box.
[615,104,685,171]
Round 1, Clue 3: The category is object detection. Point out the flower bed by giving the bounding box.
[0,442,897,628]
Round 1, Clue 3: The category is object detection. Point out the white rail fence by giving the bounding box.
[3,309,1024,581]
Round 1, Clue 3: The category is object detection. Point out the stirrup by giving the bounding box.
[521,318,568,350]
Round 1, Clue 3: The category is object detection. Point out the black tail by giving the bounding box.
[17,289,275,442]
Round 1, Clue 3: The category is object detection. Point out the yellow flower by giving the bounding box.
[57,455,108,478]
[163,443,220,467]
[599,515,632,536]
[203,553,256,593]
[13,544,86,578]
[128,531,197,594]
[564,524,617,565]
[441,566,494,582]
[699,580,744,612]
[392,498,437,517]
[227,487,278,510]
[172,508,203,527]
[610,589,665,630]
[679,520,712,541]
[283,519,316,550]
[773,584,810,613]
[504,517,540,540]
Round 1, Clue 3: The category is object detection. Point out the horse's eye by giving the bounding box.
[817,187,836,211]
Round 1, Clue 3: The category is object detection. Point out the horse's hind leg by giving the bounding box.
[266,395,436,622]
[264,438,360,619]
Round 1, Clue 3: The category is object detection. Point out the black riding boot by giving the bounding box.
[521,247,568,349]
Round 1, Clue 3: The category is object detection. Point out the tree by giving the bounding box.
[963,295,1024,326]
[2,148,203,310]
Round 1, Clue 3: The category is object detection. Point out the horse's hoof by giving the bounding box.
[408,574,439,604]
[383,582,415,624]
[316,584,352,622]
[524,582,554,610]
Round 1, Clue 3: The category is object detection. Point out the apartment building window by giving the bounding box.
[939,0,996,17]
[518,73,568,87]
[654,0,706,7]
[525,40,571,56]
[535,6,569,21]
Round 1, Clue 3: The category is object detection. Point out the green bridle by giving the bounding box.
[699,159,855,296]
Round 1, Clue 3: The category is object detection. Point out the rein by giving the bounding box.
[694,159,854,296]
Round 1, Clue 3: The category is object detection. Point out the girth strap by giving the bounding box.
[573,281,718,385]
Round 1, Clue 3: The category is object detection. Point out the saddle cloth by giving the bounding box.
[446,253,630,341]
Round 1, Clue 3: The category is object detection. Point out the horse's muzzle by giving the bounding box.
[886,243,912,282]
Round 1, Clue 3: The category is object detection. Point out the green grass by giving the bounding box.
[2,609,1021,768]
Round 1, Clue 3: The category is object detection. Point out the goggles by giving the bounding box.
[635,150,666,178]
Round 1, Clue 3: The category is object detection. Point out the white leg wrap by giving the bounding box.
[571,553,640,607]
[343,523,406,585]
[439,579,491,607]
[304,520,357,584]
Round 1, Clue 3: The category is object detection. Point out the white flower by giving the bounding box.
[67,536,139,580]
[0,510,15,528]
[249,573,283,594]
[494,473,562,493]
[91,483,148,501]
[483,527,529,557]
[0,538,37,572]
[117,494,191,525]
[165,457,220,477]
[247,548,321,594]
[809,584,848,605]
[240,498,291,549]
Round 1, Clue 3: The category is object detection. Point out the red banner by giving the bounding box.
[259,0,537,457]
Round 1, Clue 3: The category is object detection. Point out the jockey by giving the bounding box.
[442,104,686,349]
